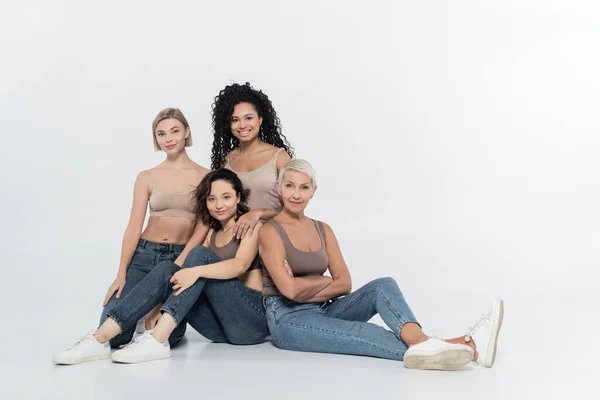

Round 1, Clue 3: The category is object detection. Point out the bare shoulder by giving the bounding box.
[275,148,292,170]
[319,221,336,239]
[191,163,211,179]
[135,170,152,187]
[243,221,264,242]
[258,221,277,240]
[226,148,240,162]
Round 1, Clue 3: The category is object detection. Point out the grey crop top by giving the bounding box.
[262,219,329,296]
[208,230,261,271]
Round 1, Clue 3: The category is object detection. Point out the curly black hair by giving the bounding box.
[210,82,294,170]
[193,169,250,231]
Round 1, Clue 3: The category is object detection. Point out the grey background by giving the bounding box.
[1,0,597,399]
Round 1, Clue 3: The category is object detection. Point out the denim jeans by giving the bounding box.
[99,239,188,348]
[108,246,268,345]
[264,277,419,360]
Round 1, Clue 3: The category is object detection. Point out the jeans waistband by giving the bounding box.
[137,238,186,253]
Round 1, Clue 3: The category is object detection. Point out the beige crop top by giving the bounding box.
[147,170,197,220]
[224,148,284,211]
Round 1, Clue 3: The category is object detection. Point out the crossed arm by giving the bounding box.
[259,222,352,303]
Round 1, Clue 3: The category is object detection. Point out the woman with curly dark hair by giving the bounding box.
[54,169,268,364]
[211,82,294,240]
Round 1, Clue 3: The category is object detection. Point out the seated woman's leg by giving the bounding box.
[324,277,420,339]
[110,247,225,362]
[168,318,188,348]
[203,279,268,345]
[181,245,222,268]
[158,247,222,329]
[167,246,228,343]
[264,297,407,360]
[103,261,180,344]
[99,264,149,348]
[110,246,221,348]
[266,278,474,369]
[184,294,228,343]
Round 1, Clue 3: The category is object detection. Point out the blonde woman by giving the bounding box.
[54,108,212,364]
[260,159,504,371]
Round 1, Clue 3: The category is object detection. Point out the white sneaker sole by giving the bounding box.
[404,347,474,371]
[111,349,171,364]
[482,299,504,368]
[52,352,111,365]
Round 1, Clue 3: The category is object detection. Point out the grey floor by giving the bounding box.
[3,289,596,399]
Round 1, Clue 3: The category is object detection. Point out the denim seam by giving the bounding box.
[240,329,268,345]
[326,285,407,334]
[377,288,421,334]
[273,320,405,357]
[106,312,125,334]
[219,282,265,317]
[116,276,168,326]
[160,280,206,324]
[326,287,378,319]
[377,287,410,335]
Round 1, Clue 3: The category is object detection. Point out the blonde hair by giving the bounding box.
[152,108,193,151]
[278,159,317,187]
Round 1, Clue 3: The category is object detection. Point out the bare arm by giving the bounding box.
[188,223,262,280]
[259,223,333,302]
[103,171,151,305]
[117,171,152,276]
[173,221,209,266]
[298,223,352,303]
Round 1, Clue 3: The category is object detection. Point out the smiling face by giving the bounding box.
[154,118,189,153]
[278,170,316,214]
[206,179,240,223]
[230,102,262,143]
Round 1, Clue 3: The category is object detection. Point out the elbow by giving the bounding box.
[233,259,251,277]
[340,276,352,295]
[280,285,299,301]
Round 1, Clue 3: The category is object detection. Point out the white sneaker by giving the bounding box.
[111,330,171,364]
[465,299,504,367]
[52,330,111,365]
[404,337,474,370]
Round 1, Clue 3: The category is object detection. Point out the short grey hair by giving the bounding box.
[278,159,317,187]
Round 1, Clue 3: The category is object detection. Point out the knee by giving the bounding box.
[183,246,221,268]
[372,277,399,292]
[154,261,180,277]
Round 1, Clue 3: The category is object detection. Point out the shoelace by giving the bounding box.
[465,312,491,342]
[70,331,96,350]
[123,331,154,351]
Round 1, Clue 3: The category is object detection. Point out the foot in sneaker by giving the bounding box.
[465,299,504,368]
[111,330,171,364]
[52,330,111,365]
[404,337,474,370]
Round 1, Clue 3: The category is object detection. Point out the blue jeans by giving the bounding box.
[99,239,188,348]
[108,246,268,345]
[264,277,419,360]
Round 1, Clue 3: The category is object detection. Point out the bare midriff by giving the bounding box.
[140,216,196,245]
[237,269,263,292]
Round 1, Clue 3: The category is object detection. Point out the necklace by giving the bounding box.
[222,224,236,233]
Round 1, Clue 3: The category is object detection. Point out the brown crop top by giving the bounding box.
[261,219,329,296]
[147,170,197,220]
[208,230,261,271]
